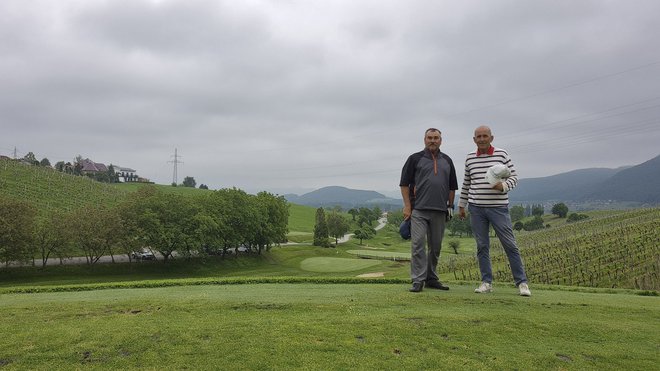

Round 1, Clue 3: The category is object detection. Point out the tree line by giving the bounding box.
[313,206,382,247]
[386,202,588,236]
[0,186,289,267]
[510,202,588,231]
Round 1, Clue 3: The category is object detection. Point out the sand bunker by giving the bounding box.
[357,272,385,278]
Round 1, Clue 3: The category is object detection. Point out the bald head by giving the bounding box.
[473,125,494,152]
[474,125,492,136]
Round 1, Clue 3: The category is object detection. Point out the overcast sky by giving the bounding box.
[2,0,659,197]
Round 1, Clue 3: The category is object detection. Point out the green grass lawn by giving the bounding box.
[287,203,317,234]
[110,182,212,195]
[0,283,657,370]
[346,249,411,260]
[299,257,384,272]
[1,208,658,370]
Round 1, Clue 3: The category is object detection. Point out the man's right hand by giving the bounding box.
[458,206,466,220]
[403,205,412,220]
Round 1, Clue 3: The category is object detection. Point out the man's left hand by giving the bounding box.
[492,182,504,191]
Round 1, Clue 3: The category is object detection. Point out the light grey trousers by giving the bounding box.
[410,209,447,283]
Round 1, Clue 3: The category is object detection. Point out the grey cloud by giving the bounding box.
[2,0,659,195]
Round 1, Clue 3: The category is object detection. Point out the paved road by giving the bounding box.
[337,216,387,243]
[5,252,160,267]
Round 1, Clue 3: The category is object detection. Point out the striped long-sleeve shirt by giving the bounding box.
[458,147,518,208]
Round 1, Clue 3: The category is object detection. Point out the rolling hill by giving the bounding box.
[509,167,621,202]
[583,154,660,203]
[0,159,127,215]
[285,155,660,209]
[284,186,401,209]
[509,154,660,204]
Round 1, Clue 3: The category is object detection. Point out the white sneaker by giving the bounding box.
[519,283,531,297]
[474,282,492,293]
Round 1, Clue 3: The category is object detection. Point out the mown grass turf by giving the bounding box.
[0,283,657,370]
[299,257,384,272]
[346,249,411,260]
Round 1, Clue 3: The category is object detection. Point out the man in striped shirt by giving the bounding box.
[458,126,531,297]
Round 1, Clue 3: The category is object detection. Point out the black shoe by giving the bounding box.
[409,282,423,292]
[425,280,449,290]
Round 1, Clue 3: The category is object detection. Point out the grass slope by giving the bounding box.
[0,158,316,240]
[0,159,126,215]
[110,182,212,196]
[0,283,657,370]
[286,203,317,242]
[440,208,660,290]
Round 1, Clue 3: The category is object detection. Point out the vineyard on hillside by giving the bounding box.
[441,208,660,290]
[0,159,127,216]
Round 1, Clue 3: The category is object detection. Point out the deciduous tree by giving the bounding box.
[23,152,38,165]
[252,192,289,253]
[447,215,472,237]
[551,203,569,218]
[183,176,196,188]
[567,213,589,223]
[510,205,525,222]
[55,161,65,172]
[119,186,200,261]
[0,197,37,265]
[313,207,329,247]
[67,205,122,265]
[326,212,350,246]
[532,204,545,217]
[33,210,73,267]
[387,210,404,227]
[523,215,544,231]
[354,225,375,245]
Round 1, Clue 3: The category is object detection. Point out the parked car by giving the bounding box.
[131,248,156,261]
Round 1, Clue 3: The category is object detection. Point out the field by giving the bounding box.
[1,160,659,369]
[1,281,658,370]
[439,208,660,290]
[0,159,126,215]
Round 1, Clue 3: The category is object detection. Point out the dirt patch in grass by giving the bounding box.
[556,353,573,362]
[356,272,385,278]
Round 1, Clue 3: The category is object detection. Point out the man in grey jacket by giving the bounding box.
[400,128,458,292]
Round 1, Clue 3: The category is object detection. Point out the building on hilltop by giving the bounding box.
[77,158,149,183]
[80,158,108,175]
[112,165,139,182]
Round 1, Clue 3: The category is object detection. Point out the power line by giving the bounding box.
[442,60,660,119]
[201,59,660,157]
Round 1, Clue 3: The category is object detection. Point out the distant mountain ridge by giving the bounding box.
[284,186,401,209]
[510,154,660,204]
[510,168,622,202]
[285,155,660,209]
[582,154,660,203]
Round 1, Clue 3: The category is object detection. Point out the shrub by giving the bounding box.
[448,240,460,254]
[567,213,589,223]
